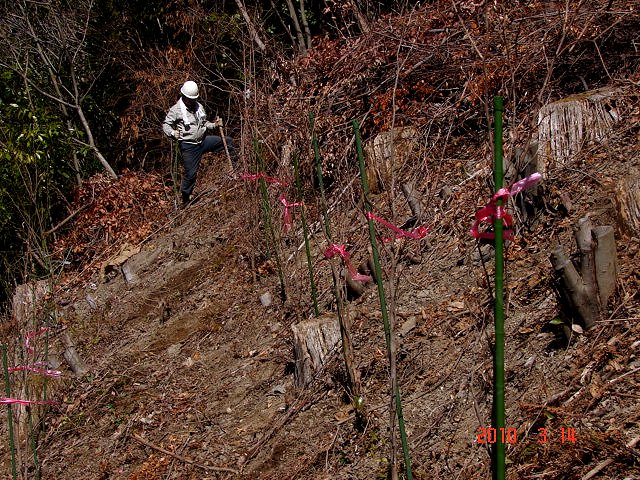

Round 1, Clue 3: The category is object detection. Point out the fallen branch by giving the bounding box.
[580,435,640,480]
[131,433,239,474]
[44,203,91,236]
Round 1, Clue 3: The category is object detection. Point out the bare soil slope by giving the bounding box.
[2,3,640,479]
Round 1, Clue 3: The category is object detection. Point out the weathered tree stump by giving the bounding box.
[614,168,640,236]
[550,217,617,329]
[10,281,53,451]
[291,315,341,388]
[537,88,620,176]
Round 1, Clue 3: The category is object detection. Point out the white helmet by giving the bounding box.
[180,80,199,99]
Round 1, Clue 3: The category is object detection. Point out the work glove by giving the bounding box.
[206,117,223,129]
[172,126,184,140]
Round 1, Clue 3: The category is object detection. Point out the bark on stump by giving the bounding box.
[291,315,341,388]
[550,217,617,329]
[10,281,52,456]
[537,88,620,176]
[614,168,640,237]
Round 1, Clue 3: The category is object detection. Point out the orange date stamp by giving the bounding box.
[477,427,576,445]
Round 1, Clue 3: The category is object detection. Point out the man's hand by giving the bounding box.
[206,117,223,129]
[172,126,184,140]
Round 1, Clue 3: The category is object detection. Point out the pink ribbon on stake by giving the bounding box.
[278,194,303,233]
[324,244,372,282]
[470,172,542,240]
[24,327,49,355]
[0,397,57,406]
[8,363,62,378]
[240,172,289,187]
[365,212,430,243]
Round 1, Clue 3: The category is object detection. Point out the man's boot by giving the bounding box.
[181,192,191,208]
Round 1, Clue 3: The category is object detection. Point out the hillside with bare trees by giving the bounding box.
[1,1,639,479]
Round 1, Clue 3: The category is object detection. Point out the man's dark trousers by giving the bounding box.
[179,135,236,201]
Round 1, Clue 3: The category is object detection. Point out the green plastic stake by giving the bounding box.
[493,96,506,480]
[293,153,319,317]
[253,139,287,302]
[354,119,413,480]
[311,113,363,414]
[309,112,332,240]
[2,344,18,480]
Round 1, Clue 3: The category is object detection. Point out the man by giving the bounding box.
[162,80,238,206]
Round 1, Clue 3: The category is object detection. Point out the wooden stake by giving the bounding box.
[219,125,234,171]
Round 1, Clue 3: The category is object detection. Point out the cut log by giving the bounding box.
[550,217,617,329]
[11,280,49,331]
[400,182,424,223]
[291,315,341,388]
[537,88,620,176]
[614,169,640,236]
[550,245,599,329]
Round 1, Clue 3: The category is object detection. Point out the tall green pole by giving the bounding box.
[2,345,18,480]
[354,120,413,480]
[293,153,320,317]
[492,96,506,480]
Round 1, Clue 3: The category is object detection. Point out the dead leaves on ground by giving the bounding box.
[53,169,172,272]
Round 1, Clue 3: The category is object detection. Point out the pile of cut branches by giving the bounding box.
[52,170,172,269]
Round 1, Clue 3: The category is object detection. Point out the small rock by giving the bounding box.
[166,344,181,356]
[85,294,97,310]
[524,355,536,369]
[398,317,417,337]
[268,384,286,396]
[183,356,195,367]
[260,292,272,307]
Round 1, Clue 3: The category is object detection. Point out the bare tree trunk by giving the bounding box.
[350,0,370,33]
[69,66,117,179]
[22,3,82,185]
[234,0,267,52]
[269,0,296,46]
[331,265,362,401]
[299,0,312,49]
[284,0,307,53]
[6,0,117,180]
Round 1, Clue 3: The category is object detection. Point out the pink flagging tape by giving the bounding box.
[470,172,542,240]
[24,327,49,354]
[240,172,289,187]
[0,397,58,406]
[8,363,62,378]
[278,194,303,233]
[365,212,430,242]
[324,244,372,282]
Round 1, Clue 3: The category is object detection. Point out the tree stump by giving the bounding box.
[10,281,52,452]
[550,217,617,329]
[537,88,620,176]
[291,315,341,388]
[614,168,640,236]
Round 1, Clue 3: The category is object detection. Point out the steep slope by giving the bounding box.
[2,3,640,479]
[26,97,640,480]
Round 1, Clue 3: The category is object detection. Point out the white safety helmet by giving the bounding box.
[180,80,199,99]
